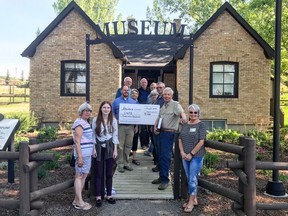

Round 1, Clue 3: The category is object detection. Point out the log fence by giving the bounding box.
[0,138,74,216]
[174,136,288,216]
[1,135,288,215]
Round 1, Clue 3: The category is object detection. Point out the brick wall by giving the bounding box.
[30,10,271,129]
[177,11,271,129]
[30,11,121,123]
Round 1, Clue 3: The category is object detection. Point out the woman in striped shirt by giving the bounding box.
[179,104,207,213]
[72,102,95,210]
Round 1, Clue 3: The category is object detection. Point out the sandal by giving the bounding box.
[74,202,92,210]
[183,205,194,213]
[183,201,198,208]
[132,159,140,166]
[72,200,76,206]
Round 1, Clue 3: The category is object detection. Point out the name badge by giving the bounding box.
[190,128,196,132]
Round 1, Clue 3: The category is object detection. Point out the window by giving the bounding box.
[210,62,238,98]
[61,60,86,96]
[202,120,226,132]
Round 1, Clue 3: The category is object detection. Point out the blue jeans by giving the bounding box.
[158,131,175,183]
[153,133,160,164]
[182,157,204,195]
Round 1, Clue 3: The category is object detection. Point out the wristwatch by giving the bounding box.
[189,152,195,156]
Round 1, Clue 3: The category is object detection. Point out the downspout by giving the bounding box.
[189,34,194,104]
[86,34,90,103]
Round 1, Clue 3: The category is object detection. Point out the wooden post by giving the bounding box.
[173,132,180,199]
[19,141,30,215]
[238,137,246,205]
[243,137,256,216]
[180,163,188,200]
[8,135,15,183]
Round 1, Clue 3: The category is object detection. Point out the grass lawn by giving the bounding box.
[0,103,29,115]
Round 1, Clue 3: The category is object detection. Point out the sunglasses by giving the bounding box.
[189,111,198,114]
[84,109,92,112]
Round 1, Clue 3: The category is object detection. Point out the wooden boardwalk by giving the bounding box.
[113,148,174,199]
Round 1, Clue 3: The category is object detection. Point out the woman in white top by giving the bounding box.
[92,101,119,207]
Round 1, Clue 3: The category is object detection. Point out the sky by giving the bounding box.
[0,0,156,79]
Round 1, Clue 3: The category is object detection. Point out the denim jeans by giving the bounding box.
[182,157,204,195]
[158,131,175,183]
[152,133,160,164]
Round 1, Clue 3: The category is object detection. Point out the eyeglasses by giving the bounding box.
[84,109,92,112]
[189,111,198,114]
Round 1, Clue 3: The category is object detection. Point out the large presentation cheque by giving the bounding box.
[119,104,160,125]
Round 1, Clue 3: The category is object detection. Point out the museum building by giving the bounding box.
[21,1,274,131]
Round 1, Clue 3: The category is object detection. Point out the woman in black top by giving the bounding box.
[179,104,206,213]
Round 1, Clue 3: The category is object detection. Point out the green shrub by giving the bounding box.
[66,153,72,163]
[258,170,287,183]
[38,167,47,179]
[0,162,8,170]
[207,129,242,144]
[200,152,219,176]
[43,152,61,170]
[201,167,214,176]
[6,112,38,134]
[280,127,288,153]
[37,126,58,143]
[244,129,272,150]
[38,151,61,179]
[14,136,29,151]
[203,152,219,168]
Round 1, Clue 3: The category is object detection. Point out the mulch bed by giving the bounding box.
[0,140,288,215]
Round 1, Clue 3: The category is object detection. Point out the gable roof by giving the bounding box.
[21,1,123,58]
[197,2,274,58]
[175,2,274,59]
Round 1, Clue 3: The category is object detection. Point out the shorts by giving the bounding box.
[75,156,92,175]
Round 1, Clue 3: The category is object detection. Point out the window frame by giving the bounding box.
[60,60,86,97]
[202,119,227,132]
[209,62,239,98]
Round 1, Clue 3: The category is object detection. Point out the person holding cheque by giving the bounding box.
[178,104,207,213]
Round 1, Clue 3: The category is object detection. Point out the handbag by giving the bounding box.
[70,152,76,167]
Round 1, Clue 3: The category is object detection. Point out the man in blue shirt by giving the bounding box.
[137,78,150,150]
[112,85,137,173]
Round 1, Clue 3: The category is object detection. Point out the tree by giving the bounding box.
[21,70,24,81]
[149,0,226,32]
[5,69,10,84]
[150,0,288,85]
[52,0,119,28]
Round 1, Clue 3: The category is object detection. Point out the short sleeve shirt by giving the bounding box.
[159,100,184,131]
[72,118,94,157]
[179,121,206,157]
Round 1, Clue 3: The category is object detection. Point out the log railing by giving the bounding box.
[174,136,288,216]
[0,138,73,216]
